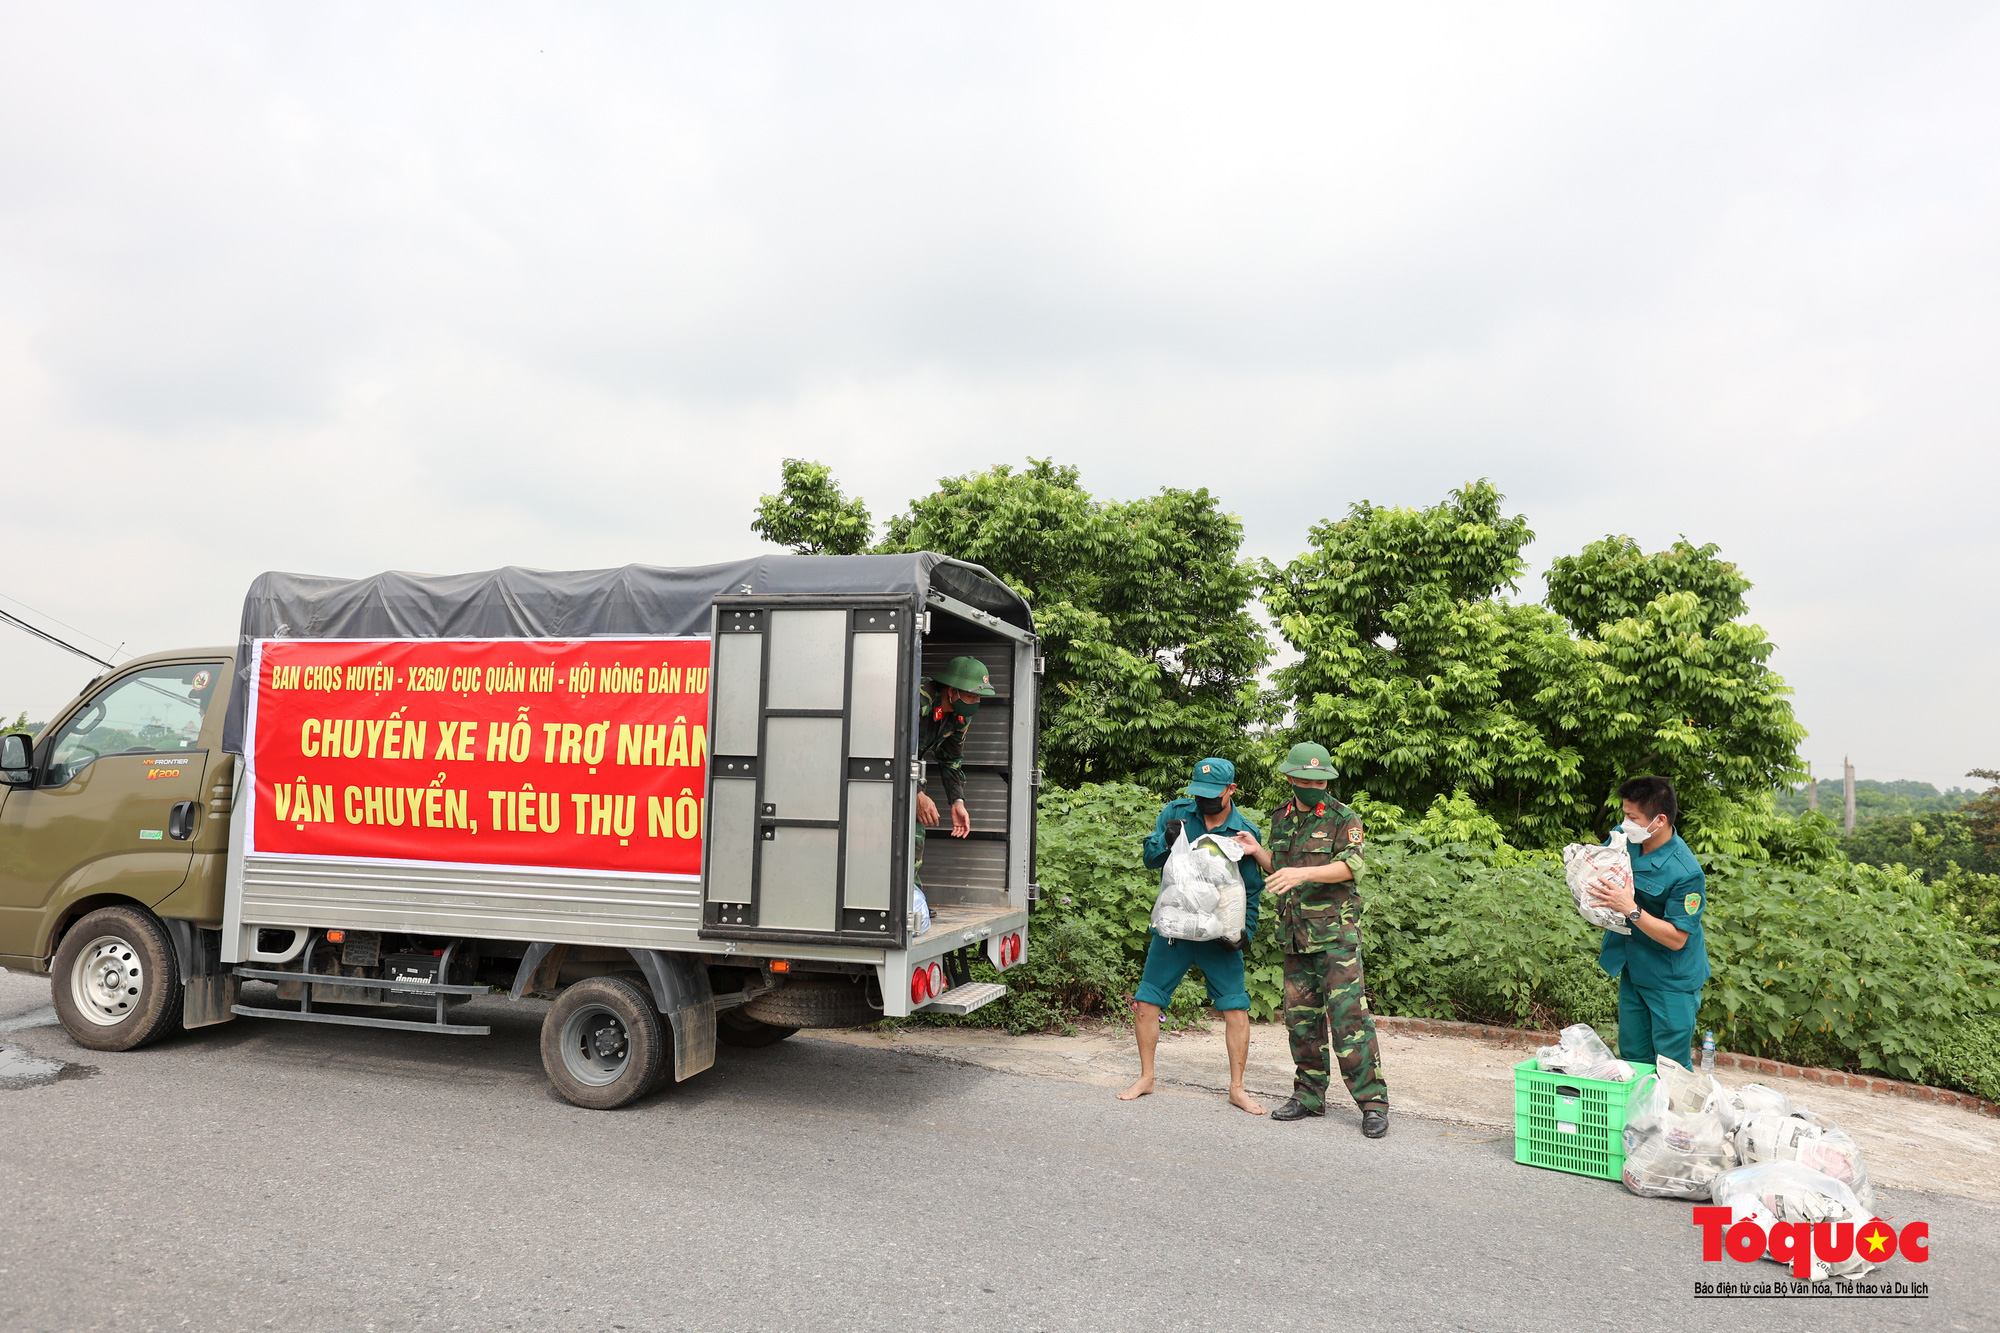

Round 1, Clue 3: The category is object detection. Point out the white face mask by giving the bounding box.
[1619,816,1657,843]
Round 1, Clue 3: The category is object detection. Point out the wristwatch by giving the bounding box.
[1625,910,1643,930]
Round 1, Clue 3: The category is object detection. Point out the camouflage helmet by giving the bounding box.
[1278,741,1338,780]
[931,655,996,696]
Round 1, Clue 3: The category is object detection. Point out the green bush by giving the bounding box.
[977,784,2000,1099]
[1923,1016,2000,1103]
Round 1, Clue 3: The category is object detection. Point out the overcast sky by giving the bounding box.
[3,3,1996,792]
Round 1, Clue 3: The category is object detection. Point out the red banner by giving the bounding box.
[247,638,711,877]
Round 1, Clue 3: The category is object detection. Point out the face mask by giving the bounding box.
[1193,794,1225,816]
[1289,784,1325,806]
[1620,816,1656,842]
[950,695,980,720]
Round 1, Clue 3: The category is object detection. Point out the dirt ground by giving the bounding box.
[809,1018,2000,1204]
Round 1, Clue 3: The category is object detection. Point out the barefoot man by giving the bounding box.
[1118,757,1267,1115]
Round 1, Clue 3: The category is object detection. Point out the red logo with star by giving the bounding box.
[1855,1219,1897,1262]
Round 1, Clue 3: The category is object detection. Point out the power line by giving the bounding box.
[0,606,114,669]
[0,592,123,658]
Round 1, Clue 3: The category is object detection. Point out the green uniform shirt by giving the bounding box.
[915,681,969,807]
[1597,832,1710,991]
[1142,798,1265,940]
[1267,793,1366,952]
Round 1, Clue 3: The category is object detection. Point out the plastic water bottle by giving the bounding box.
[1700,1031,1716,1073]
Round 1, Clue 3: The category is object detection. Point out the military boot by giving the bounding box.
[1270,1098,1321,1122]
[1361,1108,1388,1139]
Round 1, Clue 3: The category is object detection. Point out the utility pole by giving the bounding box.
[1806,762,1817,811]
[1843,757,1856,834]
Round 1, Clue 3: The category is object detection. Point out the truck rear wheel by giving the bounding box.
[717,1009,797,1048]
[51,906,184,1052]
[540,975,665,1109]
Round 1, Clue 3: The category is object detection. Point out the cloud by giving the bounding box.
[1,2,1995,788]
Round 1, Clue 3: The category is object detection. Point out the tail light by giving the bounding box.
[911,968,930,1004]
[928,962,945,997]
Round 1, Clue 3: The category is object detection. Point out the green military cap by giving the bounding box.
[930,656,996,695]
[1278,742,1338,779]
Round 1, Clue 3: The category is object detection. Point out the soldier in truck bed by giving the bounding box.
[913,656,995,888]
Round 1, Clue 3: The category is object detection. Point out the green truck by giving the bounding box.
[0,555,1038,1107]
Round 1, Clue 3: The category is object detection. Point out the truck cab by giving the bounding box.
[0,648,237,1046]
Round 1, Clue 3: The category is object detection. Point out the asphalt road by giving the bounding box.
[2,970,1994,1333]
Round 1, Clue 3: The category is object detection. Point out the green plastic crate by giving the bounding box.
[1512,1057,1655,1181]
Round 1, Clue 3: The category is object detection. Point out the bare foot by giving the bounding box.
[1117,1076,1155,1101]
[1229,1087,1267,1115]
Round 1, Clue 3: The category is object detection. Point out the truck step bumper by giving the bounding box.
[916,981,1008,1016]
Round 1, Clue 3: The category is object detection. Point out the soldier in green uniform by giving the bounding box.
[912,656,995,905]
[1239,742,1389,1137]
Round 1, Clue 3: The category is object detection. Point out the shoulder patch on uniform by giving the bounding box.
[1347,827,1363,843]
[1684,892,1701,915]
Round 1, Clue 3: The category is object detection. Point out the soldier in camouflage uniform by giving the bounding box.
[912,656,994,901]
[1240,741,1389,1137]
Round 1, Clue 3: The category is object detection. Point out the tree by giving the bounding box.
[1262,481,1810,855]
[1260,481,1585,842]
[1539,535,1808,854]
[1965,769,2000,847]
[750,459,873,555]
[877,460,1273,794]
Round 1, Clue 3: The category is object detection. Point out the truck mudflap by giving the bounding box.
[624,948,716,1083]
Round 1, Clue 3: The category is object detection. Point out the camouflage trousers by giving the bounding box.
[1283,947,1388,1113]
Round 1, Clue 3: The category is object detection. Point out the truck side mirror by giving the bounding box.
[0,732,31,785]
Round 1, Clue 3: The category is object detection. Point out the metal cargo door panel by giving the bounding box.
[699,597,914,948]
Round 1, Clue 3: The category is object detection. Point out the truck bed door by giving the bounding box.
[699,596,912,948]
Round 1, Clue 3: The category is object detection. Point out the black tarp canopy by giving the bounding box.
[220,553,1029,754]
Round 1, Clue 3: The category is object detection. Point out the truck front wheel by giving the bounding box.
[539,975,666,1109]
[51,906,185,1052]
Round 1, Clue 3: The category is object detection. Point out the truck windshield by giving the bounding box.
[43,663,223,786]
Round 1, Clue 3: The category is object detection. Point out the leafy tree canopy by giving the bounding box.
[1965,768,2000,847]
[1262,481,1810,858]
[877,460,1272,794]
[1774,778,1981,823]
[1840,810,2000,881]
[750,458,873,555]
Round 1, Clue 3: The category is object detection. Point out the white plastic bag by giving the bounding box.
[1535,1023,1634,1082]
[909,885,932,936]
[1151,829,1247,944]
[1619,1057,1738,1199]
[1710,1160,1877,1281]
[1715,1082,1791,1134]
[1562,833,1633,934]
[1733,1110,1877,1216]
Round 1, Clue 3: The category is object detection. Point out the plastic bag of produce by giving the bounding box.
[1561,833,1633,934]
[1710,1160,1877,1281]
[1733,1110,1877,1216]
[1715,1082,1791,1133]
[1151,828,1247,945]
[1620,1058,1738,1198]
[1535,1023,1634,1082]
